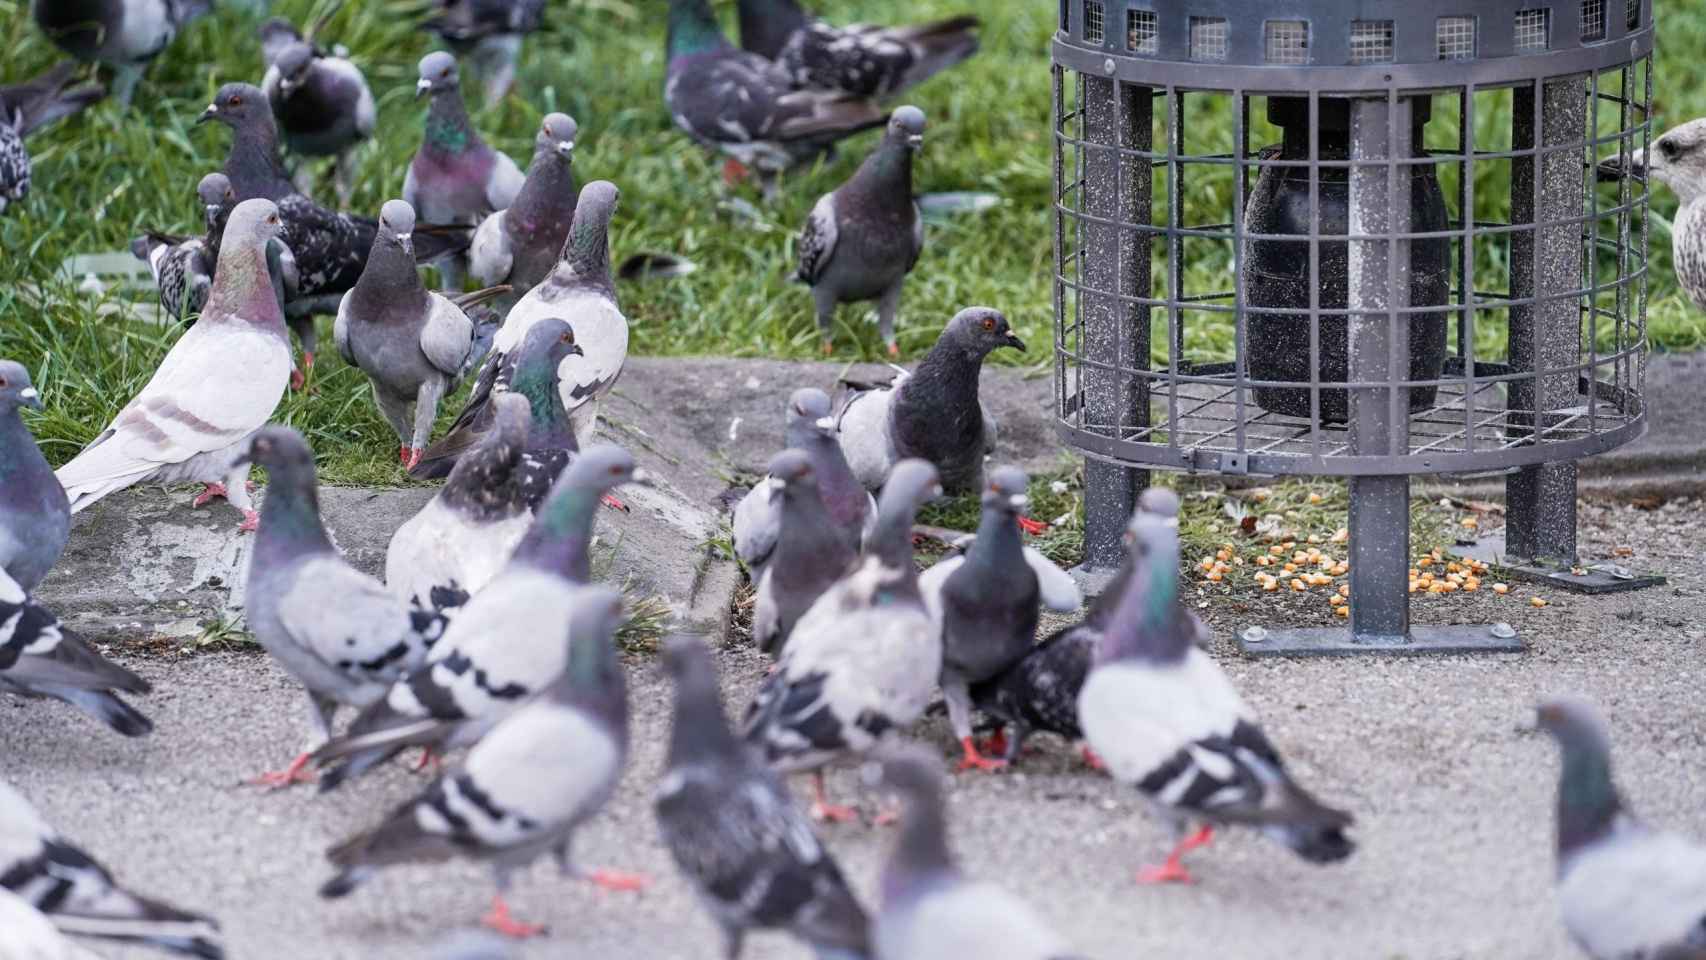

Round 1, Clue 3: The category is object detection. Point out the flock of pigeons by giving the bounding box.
[2,1,1706,958]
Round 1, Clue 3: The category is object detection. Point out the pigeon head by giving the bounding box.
[226,198,285,247]
[537,112,577,160]
[1631,118,1706,204]
[660,633,713,684]
[1536,697,1626,860]
[767,448,816,491]
[869,458,941,567]
[256,17,301,50]
[485,391,531,446]
[237,425,314,472]
[0,360,43,413]
[416,51,461,99]
[888,105,926,151]
[981,465,1029,516]
[881,459,942,513]
[378,199,416,256]
[1096,507,1184,663]
[784,387,836,442]
[873,744,957,888]
[274,42,317,94]
[514,317,584,378]
[199,83,268,129]
[196,172,233,209]
[943,307,1025,358]
[1137,486,1181,518]
[564,444,648,495]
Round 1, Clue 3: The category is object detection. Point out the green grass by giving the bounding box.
[1,0,1703,487]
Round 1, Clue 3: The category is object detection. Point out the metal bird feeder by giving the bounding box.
[1052,0,1659,655]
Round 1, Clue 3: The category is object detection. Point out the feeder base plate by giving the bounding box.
[1236,624,1525,658]
[1500,563,1665,594]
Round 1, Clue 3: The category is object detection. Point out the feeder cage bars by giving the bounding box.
[1052,0,1656,655]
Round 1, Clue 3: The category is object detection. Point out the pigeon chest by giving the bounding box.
[825,201,918,298]
[0,126,30,206]
[1674,201,1706,311]
[411,151,496,223]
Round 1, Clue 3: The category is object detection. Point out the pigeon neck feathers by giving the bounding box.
[664,648,741,765]
[737,0,809,59]
[509,471,602,583]
[868,479,926,574]
[777,475,854,566]
[562,611,629,743]
[551,202,615,298]
[510,364,576,452]
[509,149,575,240]
[206,231,288,331]
[224,119,295,203]
[668,0,734,63]
[1099,527,1185,664]
[882,767,958,902]
[253,461,335,567]
[890,336,983,467]
[801,434,866,531]
[844,134,916,210]
[1551,712,1627,865]
[348,237,430,320]
[423,90,481,157]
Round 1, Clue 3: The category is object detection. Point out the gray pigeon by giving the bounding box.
[1599,118,1706,311]
[665,0,887,200]
[0,61,103,215]
[319,585,641,939]
[468,112,578,308]
[741,458,942,823]
[1537,697,1706,960]
[796,106,924,356]
[56,199,293,530]
[406,51,525,290]
[0,362,69,597]
[0,888,104,960]
[918,466,1078,772]
[238,426,450,788]
[32,0,210,109]
[0,593,153,737]
[1077,495,1354,883]
[313,446,646,791]
[749,449,857,659]
[420,0,547,110]
[738,0,980,99]
[196,82,298,204]
[385,324,581,613]
[259,18,377,208]
[656,635,872,960]
[334,199,508,470]
[0,778,223,958]
[835,307,1024,494]
[732,387,876,586]
[429,181,626,474]
[132,172,236,323]
[873,746,1079,960]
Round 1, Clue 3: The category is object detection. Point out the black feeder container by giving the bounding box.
[1052,0,1662,656]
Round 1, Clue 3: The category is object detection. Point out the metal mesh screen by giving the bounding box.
[1515,8,1551,51]
[1264,20,1311,64]
[1083,0,1104,44]
[1436,16,1476,59]
[1127,9,1157,54]
[1189,16,1229,61]
[1581,0,1606,40]
[1350,20,1395,64]
[1627,0,1640,28]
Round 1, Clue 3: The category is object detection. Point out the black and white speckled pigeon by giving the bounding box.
[741,458,942,823]
[656,634,872,960]
[469,112,577,308]
[0,779,223,958]
[0,362,68,597]
[197,82,298,203]
[749,449,858,660]
[335,199,508,470]
[733,387,875,586]
[420,0,546,110]
[131,173,235,322]
[1536,697,1706,960]
[32,0,209,109]
[319,585,643,939]
[313,446,645,792]
[430,181,625,474]
[1078,498,1354,884]
[918,466,1078,773]
[406,51,525,290]
[666,0,887,199]
[238,426,450,789]
[835,307,1024,495]
[1600,118,1706,312]
[0,61,103,216]
[258,18,376,209]
[56,199,292,530]
[796,106,924,356]
[873,747,1080,960]
[386,323,581,611]
[0,888,105,960]
[739,0,980,99]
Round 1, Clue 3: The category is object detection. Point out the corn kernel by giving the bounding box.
[1337,584,1350,597]
[1461,516,1479,530]
[1307,534,1322,545]
[1308,492,1323,504]
[1408,580,1422,593]
[1283,563,1297,574]
[1492,583,1509,595]
[1335,605,1349,618]
[1290,579,1306,592]
[1255,556,1271,567]
[1531,596,1548,608]
[1332,562,1348,575]
[1269,545,1286,556]
[1330,528,1349,544]
[1263,580,1280,592]
[1462,581,1479,592]
[1206,570,1223,582]
[1416,557,1432,568]
[1282,541,1296,550]
[1233,557,1244,566]
[1446,561,1462,573]
[1216,549,1233,562]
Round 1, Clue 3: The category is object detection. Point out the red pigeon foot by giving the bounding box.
[722,157,750,186]
[586,869,648,892]
[1017,516,1049,536]
[886,342,900,358]
[289,367,305,392]
[482,896,546,938]
[976,727,1010,758]
[248,752,315,790]
[411,747,443,774]
[1080,746,1106,771]
[601,493,629,513]
[956,736,1007,773]
[237,510,260,534]
[191,483,228,508]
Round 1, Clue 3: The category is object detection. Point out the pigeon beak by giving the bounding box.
[1596,150,1644,182]
[18,387,42,410]
[556,140,575,158]
[396,232,414,257]
[906,133,924,151]
[196,103,218,125]
[415,78,433,99]
[1008,493,1030,511]
[814,416,837,432]
[1003,332,1027,352]
[930,483,945,499]
[630,468,654,487]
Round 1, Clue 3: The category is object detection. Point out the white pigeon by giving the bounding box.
[0,887,105,960]
[54,198,293,531]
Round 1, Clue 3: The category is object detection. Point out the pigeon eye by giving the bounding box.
[559,332,573,344]
[230,95,242,106]
[0,377,8,387]
[1660,138,1680,160]
[981,317,995,332]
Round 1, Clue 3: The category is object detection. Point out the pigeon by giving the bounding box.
[0,61,103,215]
[741,458,943,823]
[237,426,450,788]
[428,180,626,473]
[1536,697,1706,960]
[385,325,581,612]
[0,594,154,737]
[312,446,646,791]
[0,778,223,958]
[738,0,981,99]
[468,112,578,308]
[796,106,924,356]
[0,887,105,960]
[665,0,887,199]
[258,18,377,208]
[1077,493,1354,883]
[1599,118,1706,311]
[655,634,872,960]
[32,0,210,109]
[131,172,234,322]
[55,199,292,530]
[0,362,69,597]
[872,746,1080,960]
[918,466,1079,773]
[749,449,861,662]
[406,51,525,290]
[419,0,547,110]
[835,307,1025,495]
[319,585,643,939]
[968,487,1199,768]
[196,82,298,204]
[732,387,876,587]
[335,199,509,470]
